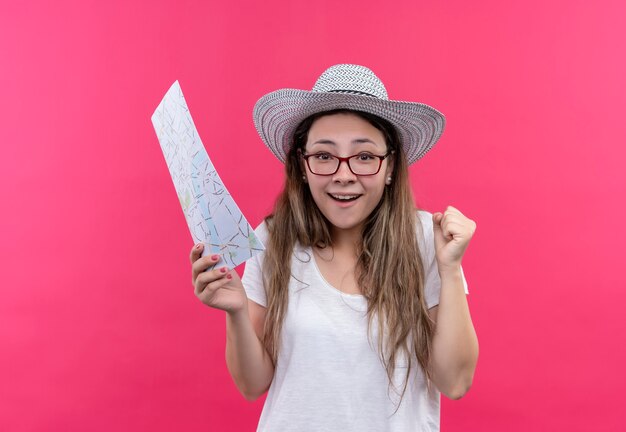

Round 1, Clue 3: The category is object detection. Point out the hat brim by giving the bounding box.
[253,89,446,165]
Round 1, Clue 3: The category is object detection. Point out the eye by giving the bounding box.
[313,152,334,161]
[355,153,376,161]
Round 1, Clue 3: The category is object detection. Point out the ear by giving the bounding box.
[297,148,309,183]
[384,152,395,183]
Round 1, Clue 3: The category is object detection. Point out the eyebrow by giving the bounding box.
[310,138,380,146]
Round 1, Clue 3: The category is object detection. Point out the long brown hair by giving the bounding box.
[261,109,436,409]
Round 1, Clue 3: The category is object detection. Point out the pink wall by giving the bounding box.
[2,0,625,430]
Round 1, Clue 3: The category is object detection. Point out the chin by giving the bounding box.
[323,214,366,233]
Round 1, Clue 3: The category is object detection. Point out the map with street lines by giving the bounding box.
[151,81,264,268]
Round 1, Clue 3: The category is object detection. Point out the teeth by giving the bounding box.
[330,194,359,200]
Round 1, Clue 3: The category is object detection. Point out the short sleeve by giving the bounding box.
[241,222,270,308]
[417,210,469,309]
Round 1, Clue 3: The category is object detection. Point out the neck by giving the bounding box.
[314,224,362,264]
[328,224,363,255]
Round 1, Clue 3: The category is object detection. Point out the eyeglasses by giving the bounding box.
[300,150,394,176]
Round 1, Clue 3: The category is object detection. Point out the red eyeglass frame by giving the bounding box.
[298,149,394,176]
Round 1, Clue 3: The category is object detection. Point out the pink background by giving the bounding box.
[2,0,625,430]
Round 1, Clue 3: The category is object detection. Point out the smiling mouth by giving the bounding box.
[328,193,362,202]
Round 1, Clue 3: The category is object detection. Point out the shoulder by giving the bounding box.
[252,219,271,244]
[416,209,434,229]
[415,209,434,238]
[415,209,435,255]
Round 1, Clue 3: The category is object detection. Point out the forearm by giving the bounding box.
[225,307,274,400]
[430,268,479,399]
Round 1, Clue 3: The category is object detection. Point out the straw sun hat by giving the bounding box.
[252,63,446,166]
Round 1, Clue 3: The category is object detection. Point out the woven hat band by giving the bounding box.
[327,89,379,98]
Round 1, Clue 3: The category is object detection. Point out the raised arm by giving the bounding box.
[427,207,479,399]
[190,245,274,401]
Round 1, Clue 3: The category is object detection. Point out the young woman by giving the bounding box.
[190,64,478,431]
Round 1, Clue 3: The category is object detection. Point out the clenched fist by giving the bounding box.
[432,206,477,274]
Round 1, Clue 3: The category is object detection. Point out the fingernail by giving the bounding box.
[211,255,219,261]
[220,267,228,273]
[195,243,202,249]
[226,274,232,280]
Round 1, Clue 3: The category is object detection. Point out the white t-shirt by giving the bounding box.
[241,210,469,432]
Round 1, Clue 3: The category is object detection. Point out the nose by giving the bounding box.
[332,158,356,183]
